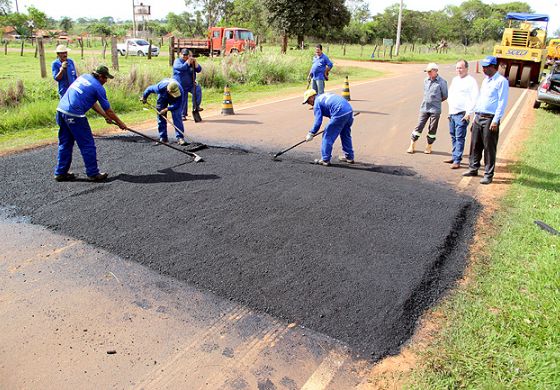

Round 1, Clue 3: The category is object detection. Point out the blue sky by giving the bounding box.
[14,0,560,34]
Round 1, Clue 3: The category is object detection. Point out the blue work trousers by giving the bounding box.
[312,79,325,95]
[181,84,203,116]
[55,112,99,177]
[448,113,469,163]
[321,113,354,162]
[157,105,185,141]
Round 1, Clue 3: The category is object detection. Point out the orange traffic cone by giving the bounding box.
[221,85,234,115]
[342,76,351,101]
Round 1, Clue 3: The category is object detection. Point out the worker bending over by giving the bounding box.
[302,89,355,166]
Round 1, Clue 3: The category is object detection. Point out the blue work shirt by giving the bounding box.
[310,53,333,81]
[52,58,77,97]
[474,72,509,124]
[172,58,202,89]
[57,74,110,117]
[142,78,184,111]
[310,93,353,134]
[420,75,448,114]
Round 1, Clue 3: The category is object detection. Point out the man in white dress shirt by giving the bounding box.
[445,59,479,169]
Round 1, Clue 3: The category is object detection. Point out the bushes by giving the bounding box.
[0,50,315,136]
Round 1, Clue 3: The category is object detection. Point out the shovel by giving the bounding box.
[191,65,202,123]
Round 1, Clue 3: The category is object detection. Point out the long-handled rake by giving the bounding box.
[272,111,360,160]
[143,101,189,140]
[111,121,203,162]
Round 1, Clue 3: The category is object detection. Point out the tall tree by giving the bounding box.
[0,0,11,15]
[184,0,233,28]
[59,16,73,32]
[266,0,350,53]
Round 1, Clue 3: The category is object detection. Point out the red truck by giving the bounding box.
[174,27,256,56]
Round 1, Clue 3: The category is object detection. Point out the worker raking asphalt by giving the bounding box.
[0,136,478,359]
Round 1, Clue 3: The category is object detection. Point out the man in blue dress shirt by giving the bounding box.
[55,66,127,182]
[52,45,78,98]
[307,44,333,95]
[463,56,509,185]
[302,89,354,166]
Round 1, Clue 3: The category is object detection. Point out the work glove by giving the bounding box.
[61,61,68,69]
[305,133,314,142]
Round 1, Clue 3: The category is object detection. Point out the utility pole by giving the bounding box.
[14,0,19,13]
[395,0,403,56]
[132,0,137,37]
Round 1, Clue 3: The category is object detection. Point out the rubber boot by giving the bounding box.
[406,140,416,154]
[424,144,433,154]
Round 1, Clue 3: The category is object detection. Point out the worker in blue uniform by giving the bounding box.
[55,65,127,182]
[141,79,187,145]
[172,49,202,120]
[52,44,78,98]
[307,44,333,95]
[302,89,355,166]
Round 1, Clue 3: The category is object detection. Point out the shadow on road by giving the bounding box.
[114,168,220,184]
[354,110,389,116]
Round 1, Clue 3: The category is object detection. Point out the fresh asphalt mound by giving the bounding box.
[0,136,478,359]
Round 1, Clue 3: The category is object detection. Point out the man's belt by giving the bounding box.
[475,112,494,119]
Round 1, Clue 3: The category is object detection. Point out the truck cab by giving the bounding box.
[209,27,256,55]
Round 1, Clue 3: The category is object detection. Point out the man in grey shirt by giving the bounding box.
[407,62,448,154]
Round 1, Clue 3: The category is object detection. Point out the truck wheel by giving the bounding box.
[533,100,541,109]
[137,50,145,56]
[118,50,125,56]
[508,64,519,87]
[520,66,531,88]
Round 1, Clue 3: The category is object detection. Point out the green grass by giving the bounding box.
[409,109,560,388]
[321,41,498,63]
[0,46,380,153]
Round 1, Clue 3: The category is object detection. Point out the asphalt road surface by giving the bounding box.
[0,61,530,388]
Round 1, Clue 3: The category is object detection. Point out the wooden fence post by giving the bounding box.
[148,39,152,59]
[78,38,84,59]
[168,36,175,66]
[111,35,119,71]
[20,39,24,56]
[101,37,107,59]
[38,38,47,78]
[4,41,7,55]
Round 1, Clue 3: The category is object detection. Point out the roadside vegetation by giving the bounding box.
[409,109,560,388]
[0,46,378,153]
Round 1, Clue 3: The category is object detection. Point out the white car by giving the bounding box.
[117,39,160,57]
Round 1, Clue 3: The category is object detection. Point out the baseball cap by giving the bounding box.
[55,44,69,53]
[92,65,114,79]
[302,89,317,104]
[180,49,190,56]
[167,81,181,98]
[424,62,438,72]
[480,56,498,67]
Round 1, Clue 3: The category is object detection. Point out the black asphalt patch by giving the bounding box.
[0,136,478,359]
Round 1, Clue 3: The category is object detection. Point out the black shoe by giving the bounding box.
[156,138,169,145]
[182,116,187,121]
[54,172,76,182]
[480,176,493,185]
[87,172,108,182]
[462,170,478,177]
[177,138,189,146]
[196,107,204,112]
